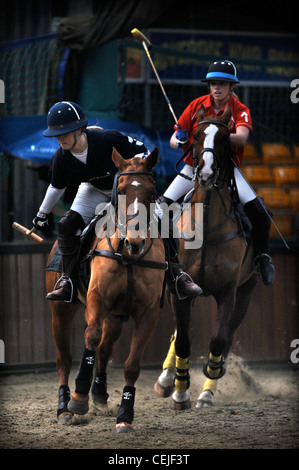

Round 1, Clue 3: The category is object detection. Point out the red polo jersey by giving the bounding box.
[175,94,252,165]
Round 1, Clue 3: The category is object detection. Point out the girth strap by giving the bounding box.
[89,248,168,270]
[86,240,168,322]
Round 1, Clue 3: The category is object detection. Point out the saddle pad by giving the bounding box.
[45,247,62,273]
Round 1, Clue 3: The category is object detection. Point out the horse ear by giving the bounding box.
[145,147,159,170]
[196,105,205,123]
[221,104,232,124]
[112,147,125,170]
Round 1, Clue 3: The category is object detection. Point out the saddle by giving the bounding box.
[45,214,100,296]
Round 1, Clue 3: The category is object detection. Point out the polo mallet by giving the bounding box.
[131,28,181,129]
[12,222,43,244]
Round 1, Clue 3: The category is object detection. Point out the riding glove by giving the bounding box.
[33,212,49,231]
[176,129,189,148]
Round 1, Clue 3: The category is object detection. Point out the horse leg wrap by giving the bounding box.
[91,371,109,403]
[203,353,226,380]
[174,356,190,392]
[75,348,96,395]
[57,385,71,417]
[162,333,176,372]
[202,378,218,395]
[116,386,136,425]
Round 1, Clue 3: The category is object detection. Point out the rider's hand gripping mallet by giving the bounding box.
[131,28,181,129]
[12,222,43,243]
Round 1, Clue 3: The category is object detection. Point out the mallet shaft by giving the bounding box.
[131,28,179,127]
[12,222,43,244]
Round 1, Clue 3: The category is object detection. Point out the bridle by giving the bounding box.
[175,120,231,186]
[112,169,156,233]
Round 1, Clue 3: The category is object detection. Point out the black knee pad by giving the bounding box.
[58,210,85,237]
[58,210,85,255]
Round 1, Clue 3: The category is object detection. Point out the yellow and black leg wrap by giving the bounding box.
[162,333,176,373]
[203,353,226,380]
[174,357,190,392]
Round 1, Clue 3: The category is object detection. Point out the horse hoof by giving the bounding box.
[115,422,134,433]
[154,380,174,398]
[68,392,89,415]
[170,391,191,410]
[94,403,118,416]
[154,369,175,398]
[196,390,214,409]
[57,412,73,425]
[170,398,191,410]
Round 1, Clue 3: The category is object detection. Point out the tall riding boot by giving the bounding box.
[46,243,79,302]
[158,195,203,299]
[244,197,275,285]
[46,210,85,302]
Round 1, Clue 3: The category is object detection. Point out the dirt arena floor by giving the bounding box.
[0,355,298,452]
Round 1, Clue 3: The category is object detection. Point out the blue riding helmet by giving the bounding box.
[202,60,240,84]
[43,101,88,137]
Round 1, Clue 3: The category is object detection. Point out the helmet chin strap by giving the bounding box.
[69,129,86,151]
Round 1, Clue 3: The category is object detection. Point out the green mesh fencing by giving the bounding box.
[0,34,65,117]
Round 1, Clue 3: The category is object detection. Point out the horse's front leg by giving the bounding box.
[170,296,192,410]
[91,315,122,412]
[197,282,237,409]
[116,306,159,433]
[68,290,102,416]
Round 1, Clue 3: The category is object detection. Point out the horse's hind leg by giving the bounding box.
[223,275,258,358]
[154,331,176,398]
[169,297,192,410]
[51,301,77,424]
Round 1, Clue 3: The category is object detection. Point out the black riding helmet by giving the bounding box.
[202,60,240,84]
[43,101,88,137]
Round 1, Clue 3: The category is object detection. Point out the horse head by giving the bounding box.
[112,147,159,255]
[193,104,231,189]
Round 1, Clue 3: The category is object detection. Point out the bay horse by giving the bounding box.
[155,105,258,409]
[46,147,166,432]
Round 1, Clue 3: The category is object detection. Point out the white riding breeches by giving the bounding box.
[71,182,112,225]
[163,164,256,205]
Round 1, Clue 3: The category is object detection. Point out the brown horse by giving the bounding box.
[155,105,258,409]
[46,147,166,431]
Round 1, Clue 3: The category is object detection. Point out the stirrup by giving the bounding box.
[175,271,202,300]
[50,275,73,303]
[253,253,275,285]
[253,253,272,273]
[175,271,193,300]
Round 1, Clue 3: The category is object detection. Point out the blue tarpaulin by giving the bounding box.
[0,115,179,178]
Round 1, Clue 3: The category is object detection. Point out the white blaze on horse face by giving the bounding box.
[131,180,141,187]
[133,196,139,215]
[201,124,218,180]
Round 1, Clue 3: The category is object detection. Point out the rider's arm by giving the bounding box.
[39,184,66,214]
[229,125,250,148]
[170,131,178,149]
